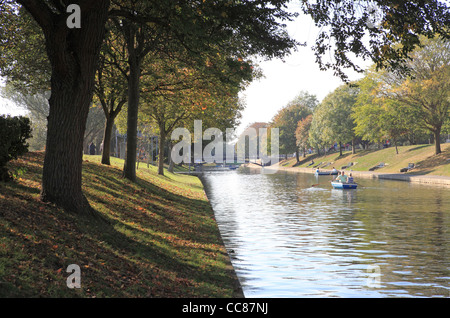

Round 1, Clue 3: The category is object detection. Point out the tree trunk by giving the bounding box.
[101,116,115,165]
[339,141,343,156]
[123,54,141,182]
[434,128,442,155]
[29,1,110,215]
[158,128,166,176]
[351,139,356,154]
[295,149,300,163]
[168,141,174,173]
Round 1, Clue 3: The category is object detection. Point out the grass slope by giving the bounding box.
[0,152,240,297]
[283,143,450,176]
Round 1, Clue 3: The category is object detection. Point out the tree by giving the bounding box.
[0,3,50,94]
[112,0,298,181]
[378,37,450,155]
[94,23,128,165]
[10,0,110,215]
[312,85,358,156]
[236,122,270,163]
[308,110,326,156]
[353,70,420,154]
[295,114,313,158]
[352,75,385,145]
[271,91,315,162]
[5,0,446,217]
[2,0,296,215]
[301,0,450,81]
[140,55,246,175]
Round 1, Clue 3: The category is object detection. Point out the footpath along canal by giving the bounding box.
[201,169,450,297]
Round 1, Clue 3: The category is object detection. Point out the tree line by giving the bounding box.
[270,36,450,161]
[0,0,448,216]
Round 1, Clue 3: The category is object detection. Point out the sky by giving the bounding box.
[0,8,369,134]
[236,11,368,134]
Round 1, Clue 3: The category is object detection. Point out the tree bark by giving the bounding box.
[101,116,115,165]
[158,127,166,176]
[123,53,141,181]
[168,141,174,173]
[434,128,442,155]
[19,0,110,215]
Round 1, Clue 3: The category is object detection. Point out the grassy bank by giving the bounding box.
[0,152,241,297]
[280,143,450,177]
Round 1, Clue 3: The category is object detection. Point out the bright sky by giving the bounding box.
[237,10,368,134]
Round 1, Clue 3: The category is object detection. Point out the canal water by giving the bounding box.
[201,169,450,298]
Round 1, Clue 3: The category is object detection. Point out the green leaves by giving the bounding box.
[0,115,32,181]
[301,0,450,81]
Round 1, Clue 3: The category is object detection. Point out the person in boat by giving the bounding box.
[331,167,338,174]
[335,171,348,183]
[315,168,320,174]
[347,173,354,184]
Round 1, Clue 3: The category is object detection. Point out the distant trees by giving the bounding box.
[236,122,270,162]
[352,69,420,155]
[271,91,316,162]
[289,37,450,159]
[295,114,313,158]
[352,37,450,155]
[377,37,450,155]
[313,85,358,156]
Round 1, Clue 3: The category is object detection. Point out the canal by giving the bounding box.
[201,168,450,298]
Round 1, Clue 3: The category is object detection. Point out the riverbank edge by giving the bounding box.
[198,175,245,298]
[244,163,450,186]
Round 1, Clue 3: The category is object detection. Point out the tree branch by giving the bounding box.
[17,0,54,34]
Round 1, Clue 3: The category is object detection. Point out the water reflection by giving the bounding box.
[201,169,450,298]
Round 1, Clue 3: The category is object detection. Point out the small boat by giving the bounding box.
[315,171,338,176]
[331,181,358,189]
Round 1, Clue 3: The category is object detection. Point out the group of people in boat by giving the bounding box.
[334,170,354,184]
[315,166,355,183]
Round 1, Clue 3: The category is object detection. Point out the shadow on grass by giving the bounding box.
[1,152,237,297]
[405,144,431,152]
[404,147,450,176]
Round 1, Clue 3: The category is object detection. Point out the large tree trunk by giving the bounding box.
[101,116,115,165]
[123,54,141,181]
[21,1,111,215]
